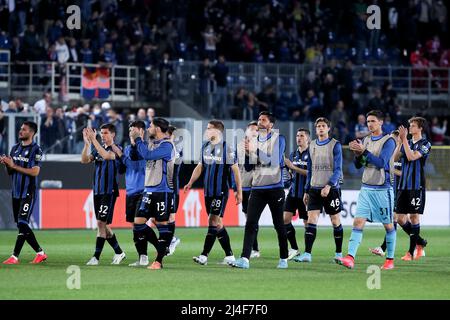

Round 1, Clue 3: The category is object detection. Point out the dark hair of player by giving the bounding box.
[297,128,310,136]
[168,125,177,135]
[23,121,38,136]
[208,120,225,132]
[100,123,116,134]
[129,120,146,130]
[314,117,331,127]
[247,121,258,127]
[366,110,384,121]
[259,111,276,124]
[152,117,170,133]
[408,116,427,130]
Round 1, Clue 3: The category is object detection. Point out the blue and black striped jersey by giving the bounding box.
[288,148,309,198]
[92,145,120,196]
[398,138,431,191]
[201,140,236,197]
[9,142,43,199]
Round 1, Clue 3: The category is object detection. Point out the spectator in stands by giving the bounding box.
[146,107,155,125]
[98,42,117,67]
[40,107,59,153]
[300,70,321,101]
[159,52,173,102]
[354,114,370,139]
[338,59,355,107]
[233,87,247,119]
[356,69,373,113]
[5,101,18,113]
[302,89,321,121]
[322,73,339,115]
[138,43,157,97]
[67,38,79,64]
[90,104,104,129]
[243,92,264,121]
[47,20,64,46]
[330,100,349,144]
[321,58,341,82]
[304,43,324,65]
[80,39,94,64]
[54,107,69,153]
[425,35,441,64]
[367,88,386,115]
[212,54,229,119]
[256,85,275,113]
[382,114,396,134]
[34,92,52,115]
[22,24,43,61]
[198,57,214,116]
[136,108,148,126]
[431,116,448,145]
[434,0,448,39]
[203,25,218,60]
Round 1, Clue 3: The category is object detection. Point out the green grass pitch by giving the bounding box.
[1,227,449,300]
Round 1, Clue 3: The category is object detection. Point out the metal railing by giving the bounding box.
[1,52,449,110]
[172,61,450,112]
[0,59,138,102]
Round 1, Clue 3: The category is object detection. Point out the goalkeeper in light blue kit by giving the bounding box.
[336,110,397,270]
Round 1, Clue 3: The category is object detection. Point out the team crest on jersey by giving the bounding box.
[421,145,429,153]
[24,150,29,156]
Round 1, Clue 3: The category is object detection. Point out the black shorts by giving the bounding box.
[137,192,173,222]
[307,188,342,215]
[205,195,228,217]
[13,193,37,224]
[171,192,179,214]
[241,190,251,214]
[284,195,308,220]
[94,194,117,224]
[125,193,143,223]
[395,189,426,214]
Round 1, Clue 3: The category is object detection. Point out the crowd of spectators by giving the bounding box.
[0,93,156,154]
[0,1,448,68]
[1,0,450,153]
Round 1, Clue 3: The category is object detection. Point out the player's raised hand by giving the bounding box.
[349,139,364,155]
[129,127,140,140]
[398,126,408,141]
[82,128,91,145]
